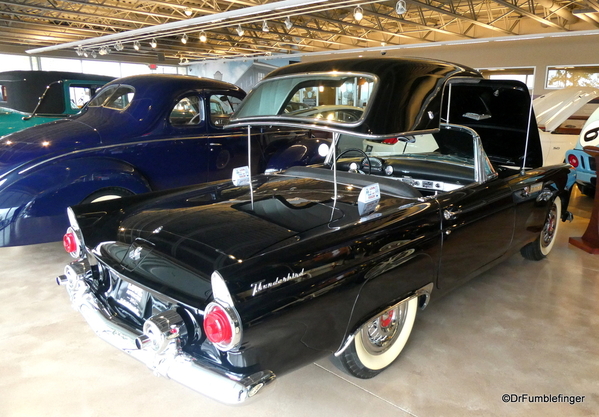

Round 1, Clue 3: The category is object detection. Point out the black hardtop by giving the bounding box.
[0,70,114,113]
[232,57,482,137]
[265,57,480,80]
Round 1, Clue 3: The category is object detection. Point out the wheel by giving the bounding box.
[340,297,418,379]
[334,148,371,174]
[520,197,562,261]
[81,187,134,204]
[577,183,596,198]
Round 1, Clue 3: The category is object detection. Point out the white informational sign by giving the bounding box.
[232,166,250,186]
[358,183,380,216]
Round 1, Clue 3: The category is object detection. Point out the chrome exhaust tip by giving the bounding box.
[135,334,151,350]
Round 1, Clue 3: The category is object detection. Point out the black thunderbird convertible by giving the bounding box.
[56,58,572,404]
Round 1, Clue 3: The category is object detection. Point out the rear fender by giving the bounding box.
[337,249,436,353]
[0,157,151,246]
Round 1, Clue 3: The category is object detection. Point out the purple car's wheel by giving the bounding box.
[520,197,561,261]
[81,187,134,204]
[340,297,417,379]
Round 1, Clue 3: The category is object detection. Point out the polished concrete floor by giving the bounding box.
[1,189,598,417]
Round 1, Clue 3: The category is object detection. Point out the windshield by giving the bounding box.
[312,124,495,195]
[233,72,376,125]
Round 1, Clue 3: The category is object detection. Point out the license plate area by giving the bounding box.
[114,278,149,318]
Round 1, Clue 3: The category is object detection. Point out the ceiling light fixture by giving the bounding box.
[91,50,97,58]
[99,46,109,55]
[133,40,140,50]
[236,25,245,36]
[396,0,407,15]
[184,8,192,17]
[114,40,124,51]
[181,33,188,44]
[262,20,269,32]
[285,16,293,30]
[199,31,207,42]
[150,38,157,48]
[76,46,84,56]
[354,5,364,22]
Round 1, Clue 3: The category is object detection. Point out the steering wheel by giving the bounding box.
[334,148,371,175]
[187,113,201,125]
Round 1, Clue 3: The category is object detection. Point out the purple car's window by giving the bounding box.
[169,95,203,126]
[209,94,242,127]
[88,84,135,110]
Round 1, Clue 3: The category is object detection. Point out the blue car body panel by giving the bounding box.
[565,106,599,195]
[0,74,308,246]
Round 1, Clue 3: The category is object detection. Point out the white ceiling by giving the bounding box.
[2,0,599,64]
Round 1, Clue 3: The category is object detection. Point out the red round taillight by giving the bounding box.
[382,138,399,145]
[203,304,233,346]
[568,154,579,168]
[63,231,78,254]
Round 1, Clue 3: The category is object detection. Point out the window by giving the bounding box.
[40,57,83,72]
[0,54,33,71]
[88,85,135,110]
[69,86,95,109]
[546,65,599,89]
[479,68,534,90]
[81,60,122,77]
[234,72,376,124]
[120,63,152,77]
[169,96,202,126]
[209,94,242,126]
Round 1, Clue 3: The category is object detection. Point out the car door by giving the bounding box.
[119,92,215,189]
[202,92,251,182]
[436,179,515,290]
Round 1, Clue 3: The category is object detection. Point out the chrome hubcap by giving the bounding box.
[360,301,408,355]
[541,203,557,248]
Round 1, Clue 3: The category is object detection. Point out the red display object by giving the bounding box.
[569,146,599,254]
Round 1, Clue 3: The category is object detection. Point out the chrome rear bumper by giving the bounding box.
[57,266,275,404]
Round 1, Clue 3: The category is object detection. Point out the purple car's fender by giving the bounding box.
[0,156,151,246]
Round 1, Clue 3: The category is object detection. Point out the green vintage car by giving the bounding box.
[0,70,113,136]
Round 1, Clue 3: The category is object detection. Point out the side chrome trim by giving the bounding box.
[334,282,434,357]
[60,261,276,404]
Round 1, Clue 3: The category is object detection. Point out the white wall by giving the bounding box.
[305,35,599,96]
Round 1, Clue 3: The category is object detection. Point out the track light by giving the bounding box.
[354,5,364,21]
[395,0,407,15]
[114,40,124,51]
[91,50,97,58]
[76,46,84,56]
[262,20,269,32]
[150,38,157,48]
[133,40,140,51]
[236,25,245,36]
[181,33,188,44]
[285,16,293,30]
[99,46,109,55]
[199,31,207,42]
